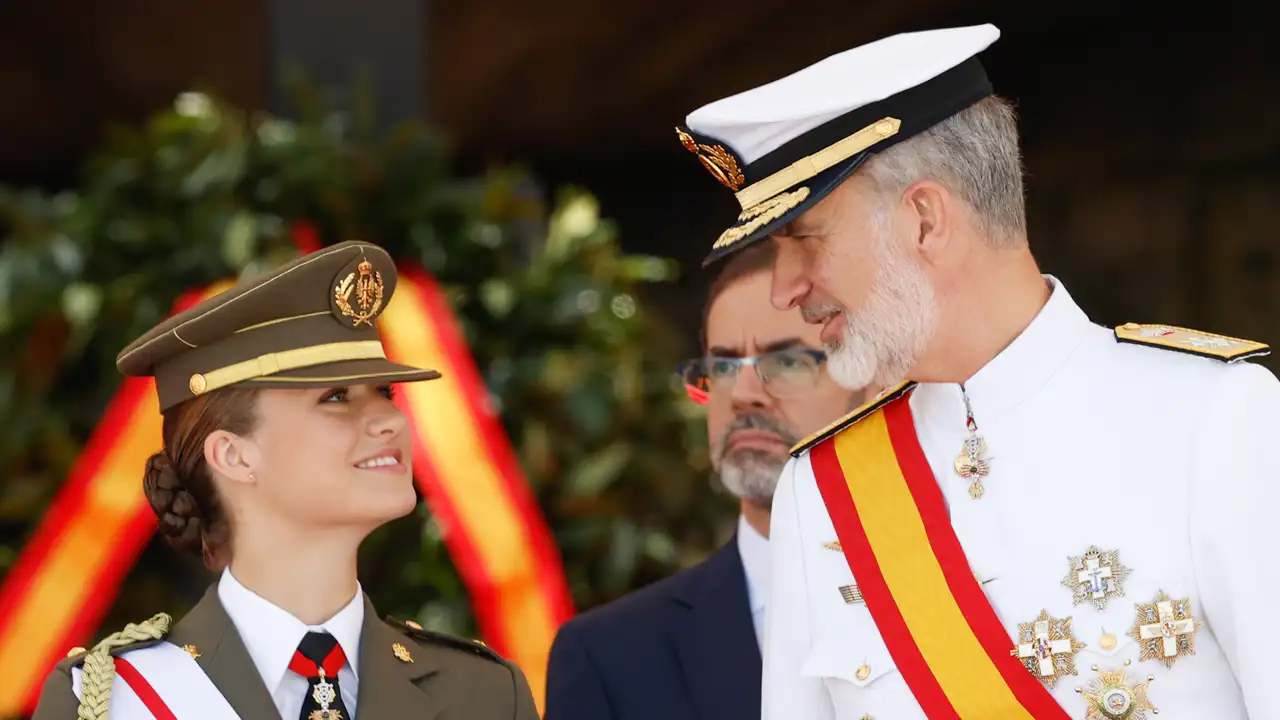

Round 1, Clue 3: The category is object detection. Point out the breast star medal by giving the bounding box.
[953,386,991,499]
[1075,659,1157,719]
[1127,589,1203,669]
[1062,546,1132,611]
[1009,609,1086,688]
[308,668,342,720]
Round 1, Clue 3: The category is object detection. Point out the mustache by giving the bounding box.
[800,303,842,323]
[718,413,798,450]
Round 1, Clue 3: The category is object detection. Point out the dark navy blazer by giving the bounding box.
[544,537,762,720]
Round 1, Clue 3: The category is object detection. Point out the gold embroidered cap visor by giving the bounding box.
[116,240,441,411]
[678,24,1000,267]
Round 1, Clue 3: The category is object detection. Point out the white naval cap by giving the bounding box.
[675,24,1002,266]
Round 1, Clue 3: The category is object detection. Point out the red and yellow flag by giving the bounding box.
[811,393,1068,719]
[0,257,574,717]
[0,283,230,719]
[380,266,574,711]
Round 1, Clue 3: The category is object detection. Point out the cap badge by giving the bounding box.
[675,128,746,191]
[334,259,384,327]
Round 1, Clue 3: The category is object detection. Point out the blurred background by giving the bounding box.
[0,0,1275,717]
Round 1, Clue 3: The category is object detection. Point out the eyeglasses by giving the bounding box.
[677,348,827,403]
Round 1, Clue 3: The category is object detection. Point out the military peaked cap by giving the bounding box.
[117,241,441,411]
[676,24,1001,266]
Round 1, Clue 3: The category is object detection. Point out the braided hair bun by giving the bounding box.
[142,451,205,556]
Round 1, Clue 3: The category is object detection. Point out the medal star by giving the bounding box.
[1010,609,1086,688]
[1128,589,1203,669]
[1076,660,1157,720]
[1062,546,1131,611]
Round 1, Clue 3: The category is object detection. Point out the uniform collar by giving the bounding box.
[735,514,769,613]
[217,568,365,692]
[915,275,1094,425]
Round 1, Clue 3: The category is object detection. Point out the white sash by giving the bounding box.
[72,642,241,719]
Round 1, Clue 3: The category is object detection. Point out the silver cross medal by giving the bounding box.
[309,669,342,720]
[953,386,991,499]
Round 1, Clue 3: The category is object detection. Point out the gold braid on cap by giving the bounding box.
[77,614,172,720]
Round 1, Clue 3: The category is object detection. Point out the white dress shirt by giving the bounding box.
[736,513,770,653]
[218,569,363,719]
[762,277,1280,720]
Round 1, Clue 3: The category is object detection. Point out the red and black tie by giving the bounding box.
[290,631,350,720]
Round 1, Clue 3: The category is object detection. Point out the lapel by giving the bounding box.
[354,595,442,720]
[669,536,763,720]
[165,585,280,720]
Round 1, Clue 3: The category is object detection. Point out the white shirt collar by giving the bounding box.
[736,514,769,613]
[217,568,365,692]
[914,275,1094,423]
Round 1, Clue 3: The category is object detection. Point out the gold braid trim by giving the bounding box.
[77,613,172,720]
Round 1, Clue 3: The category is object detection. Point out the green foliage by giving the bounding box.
[0,85,736,642]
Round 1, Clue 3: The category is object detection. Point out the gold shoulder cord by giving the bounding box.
[77,613,172,720]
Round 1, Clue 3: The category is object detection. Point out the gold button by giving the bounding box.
[66,646,85,658]
[855,664,871,681]
[189,373,208,395]
[405,620,422,629]
[1099,633,1117,650]
[1122,322,1141,331]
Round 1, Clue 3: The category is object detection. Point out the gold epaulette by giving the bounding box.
[790,381,916,458]
[1113,323,1270,363]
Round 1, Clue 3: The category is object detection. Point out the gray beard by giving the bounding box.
[825,211,937,391]
[717,448,786,509]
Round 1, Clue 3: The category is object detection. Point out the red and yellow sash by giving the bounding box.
[809,391,1068,719]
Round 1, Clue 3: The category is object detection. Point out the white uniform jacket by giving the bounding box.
[762,278,1280,720]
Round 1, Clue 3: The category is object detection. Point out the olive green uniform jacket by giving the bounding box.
[33,585,538,720]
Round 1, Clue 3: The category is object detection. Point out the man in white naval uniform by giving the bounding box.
[671,22,1279,720]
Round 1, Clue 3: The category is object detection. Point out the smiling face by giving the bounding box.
[208,383,417,539]
[705,270,865,508]
[769,176,939,390]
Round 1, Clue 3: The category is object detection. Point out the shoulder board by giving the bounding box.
[384,617,505,664]
[790,381,917,457]
[1114,323,1270,363]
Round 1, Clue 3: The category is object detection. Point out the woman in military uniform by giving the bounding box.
[33,241,538,720]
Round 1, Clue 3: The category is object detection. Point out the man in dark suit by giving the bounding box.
[544,242,866,720]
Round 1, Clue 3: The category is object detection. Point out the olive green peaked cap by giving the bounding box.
[117,241,441,411]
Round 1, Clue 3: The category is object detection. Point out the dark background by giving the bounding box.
[1,0,1276,355]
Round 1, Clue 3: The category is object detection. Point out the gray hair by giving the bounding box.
[861,96,1027,247]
